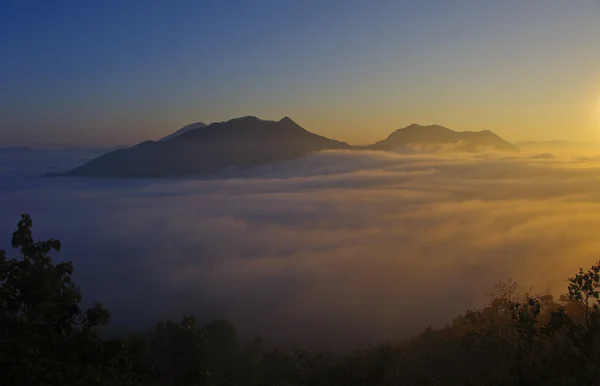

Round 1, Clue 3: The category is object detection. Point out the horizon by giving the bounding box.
[6,2,600,380]
[2,115,599,150]
[2,1,600,147]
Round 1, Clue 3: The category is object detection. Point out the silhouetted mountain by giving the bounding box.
[159,122,207,141]
[64,116,350,178]
[368,124,518,152]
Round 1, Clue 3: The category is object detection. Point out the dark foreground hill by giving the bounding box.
[64,116,350,178]
[368,123,519,152]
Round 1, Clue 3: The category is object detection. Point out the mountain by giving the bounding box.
[367,124,518,152]
[63,116,350,178]
[159,122,207,141]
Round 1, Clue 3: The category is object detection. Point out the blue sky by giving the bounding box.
[1,0,599,147]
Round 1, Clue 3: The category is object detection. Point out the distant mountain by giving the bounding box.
[367,124,518,152]
[159,122,207,141]
[58,119,518,179]
[63,116,350,178]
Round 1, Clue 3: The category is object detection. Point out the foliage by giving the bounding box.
[0,214,145,385]
[5,214,600,385]
[144,315,209,385]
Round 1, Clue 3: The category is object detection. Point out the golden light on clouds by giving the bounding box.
[7,146,600,348]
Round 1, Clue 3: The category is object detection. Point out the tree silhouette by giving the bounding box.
[0,214,142,385]
[4,213,600,385]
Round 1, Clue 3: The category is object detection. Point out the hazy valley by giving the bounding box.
[3,2,599,383]
[3,130,600,350]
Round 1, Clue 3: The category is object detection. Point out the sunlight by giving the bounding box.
[597,93,600,127]
[3,1,600,383]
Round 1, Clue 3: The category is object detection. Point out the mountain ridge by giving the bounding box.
[64,116,350,178]
[368,123,518,152]
[159,122,207,141]
[60,117,517,179]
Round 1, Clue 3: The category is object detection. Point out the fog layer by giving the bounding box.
[2,147,600,349]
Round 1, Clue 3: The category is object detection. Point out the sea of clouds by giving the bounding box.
[2,145,600,350]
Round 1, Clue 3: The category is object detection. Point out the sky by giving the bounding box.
[1,0,600,147]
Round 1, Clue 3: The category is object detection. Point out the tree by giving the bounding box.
[0,214,143,385]
[146,315,209,386]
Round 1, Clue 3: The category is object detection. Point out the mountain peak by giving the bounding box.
[369,124,518,152]
[230,115,261,123]
[402,123,450,131]
[160,122,207,141]
[66,115,349,178]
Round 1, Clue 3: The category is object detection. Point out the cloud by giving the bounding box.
[530,153,555,160]
[2,147,600,349]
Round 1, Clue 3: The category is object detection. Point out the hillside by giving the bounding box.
[159,122,207,141]
[61,119,517,178]
[368,123,518,152]
[64,116,350,178]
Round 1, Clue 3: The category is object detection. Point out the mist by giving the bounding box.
[2,146,600,350]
